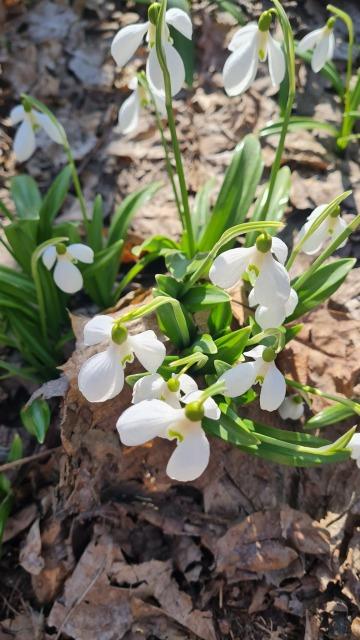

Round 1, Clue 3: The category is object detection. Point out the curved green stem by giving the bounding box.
[259,0,296,219]
[286,378,360,416]
[327,5,354,148]
[64,146,89,227]
[155,0,195,257]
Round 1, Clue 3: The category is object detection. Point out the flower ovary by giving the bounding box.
[111,323,128,345]
[256,232,272,253]
[185,401,204,422]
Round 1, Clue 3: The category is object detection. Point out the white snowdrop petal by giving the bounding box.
[132,373,165,403]
[118,89,141,134]
[67,243,94,264]
[128,76,138,91]
[328,31,335,61]
[83,315,114,346]
[78,346,124,402]
[209,247,253,289]
[285,288,298,317]
[244,345,265,359]
[260,362,286,411]
[271,237,288,264]
[129,330,166,373]
[178,374,198,396]
[42,245,57,270]
[147,43,185,98]
[166,8,192,40]
[34,112,65,144]
[331,216,348,248]
[223,40,258,96]
[228,22,258,52]
[53,259,83,294]
[220,362,257,398]
[297,28,323,53]
[300,220,328,255]
[111,22,149,67]
[252,253,290,305]
[10,105,26,125]
[255,303,287,330]
[312,34,332,72]
[13,119,36,162]
[117,399,180,445]
[267,35,286,86]
[279,397,304,420]
[166,425,210,481]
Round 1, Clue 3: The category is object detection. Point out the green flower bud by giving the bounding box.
[22,96,32,113]
[292,394,303,404]
[111,323,128,345]
[330,205,341,218]
[167,377,180,392]
[326,16,336,30]
[56,243,67,255]
[258,11,272,32]
[262,347,276,363]
[185,401,204,422]
[148,2,161,25]
[256,232,272,253]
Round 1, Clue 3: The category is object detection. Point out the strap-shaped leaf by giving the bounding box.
[10,175,42,219]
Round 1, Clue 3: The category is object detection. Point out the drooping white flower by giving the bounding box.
[249,287,298,329]
[78,315,166,403]
[209,234,290,310]
[117,393,220,481]
[132,372,198,408]
[42,242,94,294]
[10,104,65,163]
[298,204,348,255]
[348,433,360,468]
[118,76,166,135]
[223,14,285,97]
[111,7,192,100]
[219,345,286,411]
[297,19,335,73]
[278,394,304,420]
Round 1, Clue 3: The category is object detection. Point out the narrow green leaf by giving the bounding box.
[245,166,291,246]
[108,182,162,246]
[305,403,357,429]
[260,116,338,138]
[8,434,23,462]
[181,284,230,312]
[5,219,39,274]
[88,195,104,252]
[38,165,72,238]
[21,398,51,444]
[10,175,42,219]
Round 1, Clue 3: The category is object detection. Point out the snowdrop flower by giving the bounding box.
[111,4,192,100]
[117,393,220,481]
[10,103,64,163]
[42,242,94,294]
[219,345,286,411]
[209,233,290,310]
[297,18,336,73]
[132,372,198,408]
[78,315,166,403]
[118,76,166,134]
[249,287,298,329]
[278,394,304,420]
[298,204,348,255]
[223,11,285,96]
[348,433,360,468]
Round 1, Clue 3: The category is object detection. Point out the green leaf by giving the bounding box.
[83,239,124,307]
[212,0,246,23]
[199,135,263,250]
[305,403,357,429]
[289,258,355,320]
[38,165,72,238]
[181,284,230,312]
[5,219,39,274]
[0,493,13,547]
[241,441,349,467]
[8,434,23,462]
[208,302,232,336]
[10,175,42,219]
[108,182,162,246]
[284,323,303,343]
[260,116,338,138]
[188,333,217,355]
[132,235,179,257]
[203,407,260,448]
[155,274,181,298]
[215,326,251,363]
[21,398,51,444]
[192,178,216,242]
[0,266,35,301]
[245,166,291,246]
[165,251,191,281]
[88,195,104,252]
[153,288,195,348]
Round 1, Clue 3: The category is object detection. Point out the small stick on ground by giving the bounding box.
[0,447,62,474]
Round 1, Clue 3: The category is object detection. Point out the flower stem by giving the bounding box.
[327,5,354,149]
[155,0,195,258]
[259,0,296,220]
[286,378,360,415]
[64,146,89,227]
